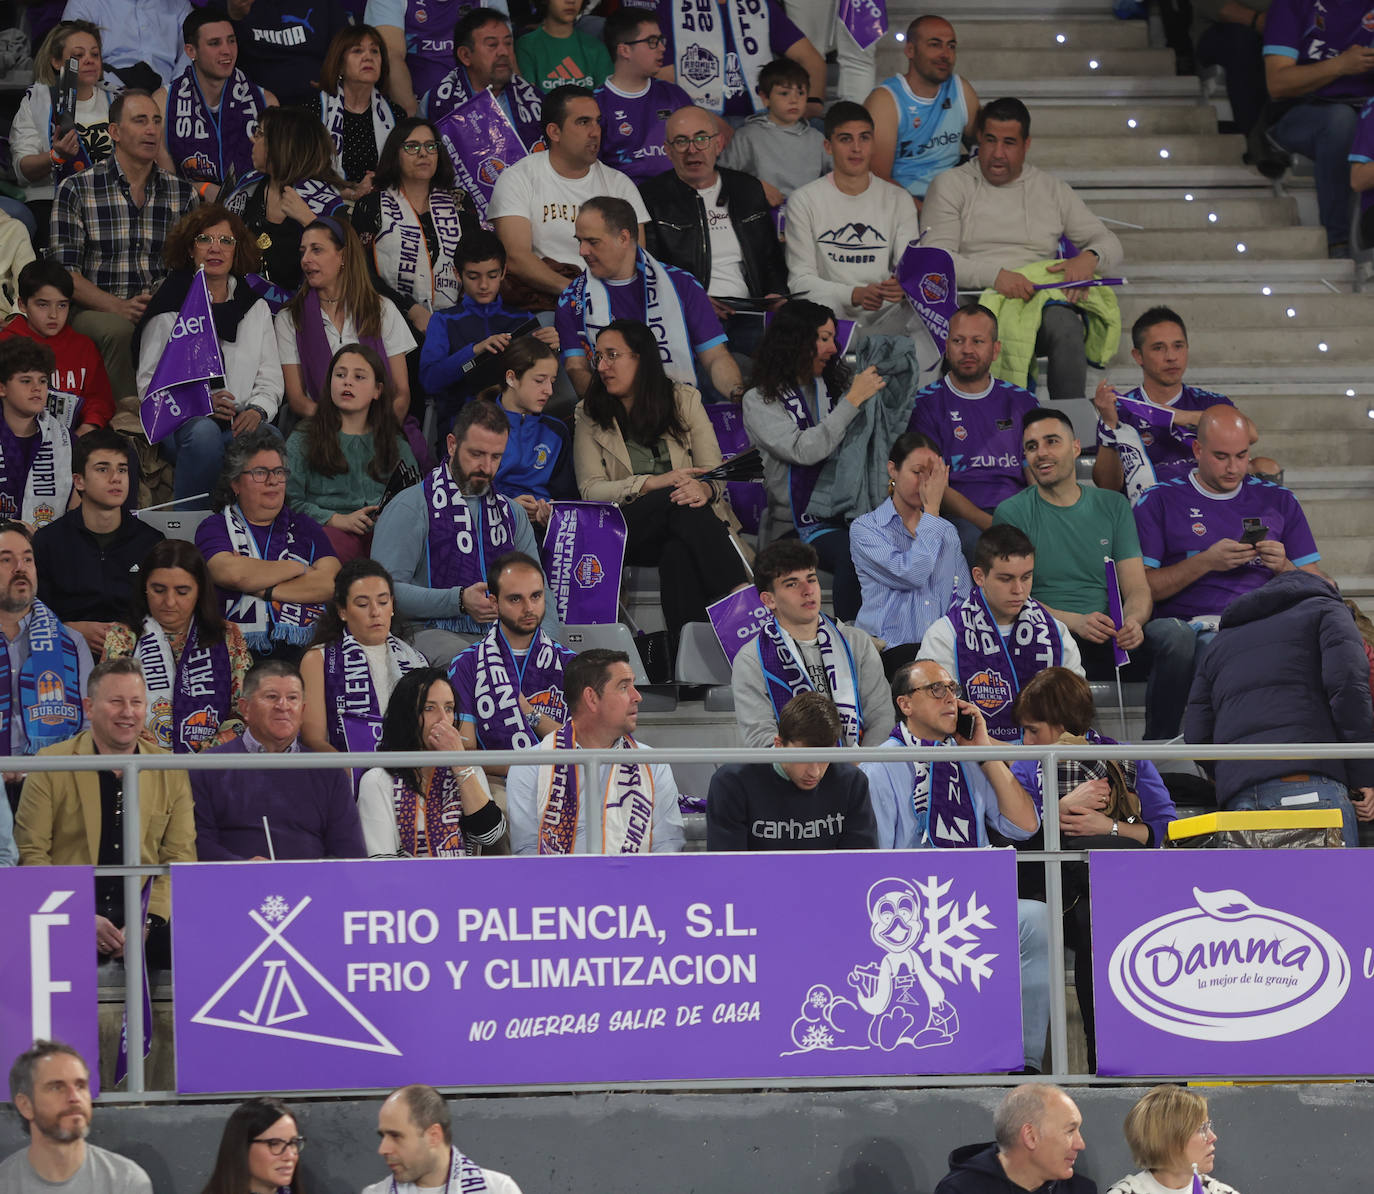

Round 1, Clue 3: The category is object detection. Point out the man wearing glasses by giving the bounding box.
[595,11,694,184]
[367,1084,522,1194]
[861,657,1049,1073]
[639,105,788,358]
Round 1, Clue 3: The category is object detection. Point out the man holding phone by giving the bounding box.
[1133,405,1322,739]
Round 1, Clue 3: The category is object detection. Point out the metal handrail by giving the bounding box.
[19,737,1366,1099]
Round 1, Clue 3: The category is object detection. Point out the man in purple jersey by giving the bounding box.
[1350,96,1374,244]
[909,303,1036,563]
[1134,405,1322,739]
[1263,0,1374,254]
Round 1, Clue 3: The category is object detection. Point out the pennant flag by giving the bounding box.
[541,502,627,625]
[1192,1166,1205,1194]
[1114,393,1177,433]
[1105,557,1130,668]
[138,268,224,444]
[114,882,154,1085]
[707,585,771,665]
[838,0,888,49]
[897,243,957,354]
[434,88,530,221]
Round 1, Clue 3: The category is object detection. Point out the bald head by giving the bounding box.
[1194,405,1251,493]
[894,658,958,740]
[665,105,721,187]
[905,15,957,87]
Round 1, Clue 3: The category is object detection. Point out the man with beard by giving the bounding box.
[373,400,549,666]
[1,1041,151,1193]
[909,304,1037,562]
[366,1084,521,1194]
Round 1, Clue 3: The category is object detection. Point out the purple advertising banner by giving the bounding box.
[172,852,1022,1092]
[138,268,224,444]
[434,90,530,221]
[541,501,627,625]
[706,585,770,665]
[0,867,99,1092]
[898,244,957,355]
[1092,851,1374,1076]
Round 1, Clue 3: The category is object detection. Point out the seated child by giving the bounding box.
[719,58,829,203]
[0,336,74,529]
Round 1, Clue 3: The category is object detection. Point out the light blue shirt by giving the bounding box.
[62,0,191,84]
[850,500,970,647]
[0,797,16,866]
[861,736,1037,850]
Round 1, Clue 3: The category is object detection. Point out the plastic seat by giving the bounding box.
[675,622,735,712]
[555,623,677,711]
[136,508,212,541]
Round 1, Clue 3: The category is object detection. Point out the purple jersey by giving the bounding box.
[1097,384,1233,489]
[1350,97,1374,213]
[1264,0,1374,100]
[908,376,1037,510]
[554,263,727,361]
[1133,473,1321,620]
[596,78,692,183]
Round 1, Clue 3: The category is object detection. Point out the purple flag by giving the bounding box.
[706,585,771,664]
[898,243,957,354]
[114,881,153,1085]
[541,501,627,625]
[434,88,530,221]
[1113,394,1176,433]
[1104,557,1130,668]
[138,267,224,444]
[1031,277,1126,292]
[705,405,766,535]
[837,0,888,50]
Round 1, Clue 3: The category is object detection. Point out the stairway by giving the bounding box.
[880,0,1374,596]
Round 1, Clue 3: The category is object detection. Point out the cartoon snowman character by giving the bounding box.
[848,877,959,1050]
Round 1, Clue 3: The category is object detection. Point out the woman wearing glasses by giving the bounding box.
[352,117,482,339]
[202,1097,306,1194]
[134,204,284,503]
[572,318,751,647]
[1109,1087,1238,1194]
[195,428,341,657]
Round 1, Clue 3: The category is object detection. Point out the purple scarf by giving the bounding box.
[428,63,545,150]
[453,625,570,750]
[295,287,390,406]
[133,618,234,753]
[777,383,824,540]
[423,463,516,593]
[392,767,469,857]
[753,613,862,745]
[950,590,1062,743]
[321,632,426,751]
[164,64,264,184]
[890,724,978,848]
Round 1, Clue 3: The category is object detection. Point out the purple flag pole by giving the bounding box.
[897,243,957,355]
[1031,277,1126,292]
[1104,557,1130,737]
[114,882,153,1086]
[837,0,888,50]
[434,88,529,222]
[138,267,224,444]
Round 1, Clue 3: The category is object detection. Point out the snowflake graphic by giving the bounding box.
[259,895,290,922]
[914,876,998,990]
[808,989,829,1009]
[800,1023,835,1050]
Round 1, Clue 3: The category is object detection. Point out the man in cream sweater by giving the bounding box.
[922,96,1123,404]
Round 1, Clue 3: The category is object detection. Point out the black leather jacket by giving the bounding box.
[638,166,788,297]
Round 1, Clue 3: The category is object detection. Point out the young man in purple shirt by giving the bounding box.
[908,303,1037,563]
[595,8,693,184]
[554,194,742,401]
[1133,405,1322,738]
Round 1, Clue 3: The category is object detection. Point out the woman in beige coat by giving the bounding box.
[572,318,751,645]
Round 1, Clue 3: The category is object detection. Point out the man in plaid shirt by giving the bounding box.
[50,90,198,407]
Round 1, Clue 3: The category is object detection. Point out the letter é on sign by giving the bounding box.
[29,891,75,1041]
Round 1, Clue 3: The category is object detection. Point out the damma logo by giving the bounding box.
[1108,886,1349,1041]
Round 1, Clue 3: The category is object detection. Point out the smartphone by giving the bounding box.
[955,709,976,740]
[1241,517,1268,546]
[55,57,79,136]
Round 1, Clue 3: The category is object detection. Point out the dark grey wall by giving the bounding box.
[0,1085,1362,1194]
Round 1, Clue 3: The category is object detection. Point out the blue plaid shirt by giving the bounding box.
[50,154,198,299]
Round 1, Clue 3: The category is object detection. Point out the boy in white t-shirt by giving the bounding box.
[488,83,649,303]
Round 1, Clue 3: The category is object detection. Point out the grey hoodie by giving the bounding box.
[719,111,829,197]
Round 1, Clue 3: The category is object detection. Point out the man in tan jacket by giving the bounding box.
[15,656,195,968]
[922,96,1123,404]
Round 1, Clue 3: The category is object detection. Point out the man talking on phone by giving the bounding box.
[1132,405,1322,739]
[860,658,1049,1073]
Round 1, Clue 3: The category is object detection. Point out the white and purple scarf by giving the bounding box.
[568,247,694,384]
[222,505,326,648]
[133,618,234,753]
[669,0,774,114]
[536,722,656,855]
[777,382,825,540]
[428,64,545,150]
[950,590,1062,743]
[753,613,861,745]
[373,187,465,311]
[222,172,346,221]
[890,723,978,848]
[165,65,265,184]
[321,632,427,752]
[319,85,396,179]
[0,410,71,528]
[424,463,516,624]
[390,767,470,857]
[461,625,570,750]
[0,600,83,753]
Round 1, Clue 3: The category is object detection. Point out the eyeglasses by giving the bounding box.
[194,234,236,246]
[592,348,635,366]
[906,680,964,701]
[242,466,289,483]
[624,33,665,48]
[1196,1121,1215,1139]
[400,140,440,155]
[667,131,718,151]
[253,1136,306,1155]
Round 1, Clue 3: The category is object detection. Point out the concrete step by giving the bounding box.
[1115,292,1366,326]
[1029,104,1218,137]
[1106,325,1372,367]
[1113,225,1328,261]
[1308,536,1374,575]
[1031,133,1245,169]
[1294,497,1374,541]
[1122,258,1354,284]
[1251,430,1374,467]
[875,45,1176,79]
[899,18,1150,50]
[1090,194,1300,229]
[891,0,1129,16]
[1237,393,1374,433]
[971,76,1203,101]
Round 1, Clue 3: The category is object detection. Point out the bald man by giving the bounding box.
[1132,404,1322,738]
[639,105,788,357]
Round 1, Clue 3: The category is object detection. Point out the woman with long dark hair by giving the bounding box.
[201,1097,305,1194]
[573,318,751,643]
[300,557,426,754]
[357,667,506,856]
[285,343,416,560]
[103,540,251,751]
[744,299,884,622]
[135,203,283,502]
